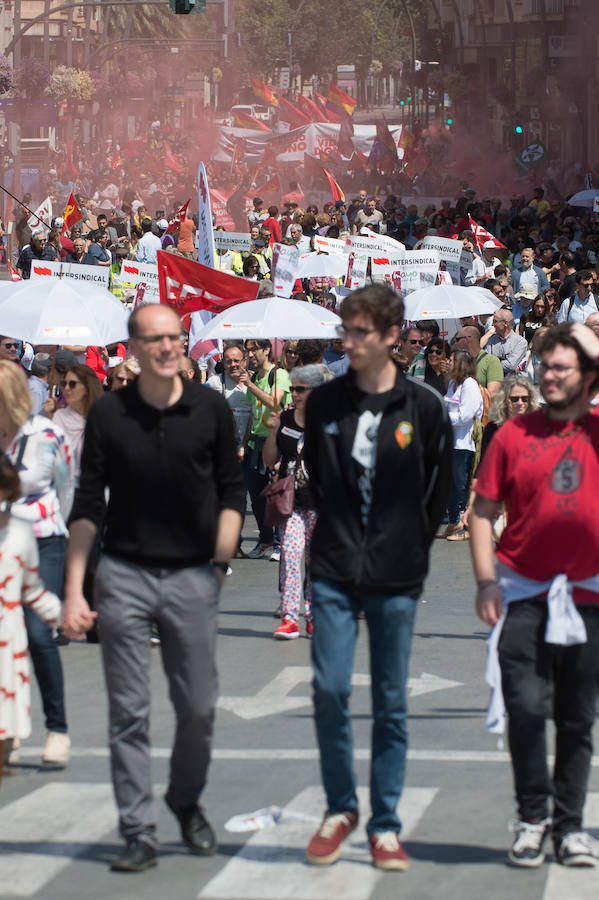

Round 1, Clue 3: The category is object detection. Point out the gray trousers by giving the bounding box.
[94,554,220,845]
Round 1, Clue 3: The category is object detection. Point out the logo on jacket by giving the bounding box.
[395,421,413,449]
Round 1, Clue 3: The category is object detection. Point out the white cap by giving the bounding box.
[483,240,497,250]
[54,216,64,226]
[157,219,169,230]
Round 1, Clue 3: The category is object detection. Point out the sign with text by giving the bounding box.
[197,161,217,268]
[271,243,300,297]
[344,252,368,290]
[422,236,462,284]
[372,250,440,295]
[119,260,160,301]
[312,234,347,256]
[214,231,252,253]
[30,259,110,289]
[347,233,404,258]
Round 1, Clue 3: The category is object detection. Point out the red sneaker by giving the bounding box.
[273,619,299,640]
[306,811,358,865]
[369,832,410,870]
[306,621,314,637]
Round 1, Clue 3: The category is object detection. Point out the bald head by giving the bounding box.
[454,325,481,355]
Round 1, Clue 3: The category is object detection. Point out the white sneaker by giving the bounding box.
[42,731,71,766]
[556,831,597,867]
[269,548,281,562]
[508,818,551,867]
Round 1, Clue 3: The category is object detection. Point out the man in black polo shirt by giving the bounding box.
[62,303,244,872]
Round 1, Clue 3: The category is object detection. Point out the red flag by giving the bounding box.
[233,109,272,131]
[156,250,259,317]
[164,142,185,173]
[315,92,339,123]
[254,173,281,195]
[468,214,507,250]
[66,140,79,179]
[231,138,246,176]
[61,191,83,234]
[321,167,345,205]
[277,96,311,128]
[167,199,190,234]
[326,82,357,118]
[297,94,328,123]
[7,261,21,281]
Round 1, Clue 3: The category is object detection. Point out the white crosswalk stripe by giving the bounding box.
[0,783,116,897]
[198,785,438,900]
[542,793,599,900]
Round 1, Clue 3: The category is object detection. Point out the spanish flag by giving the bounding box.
[321,167,345,205]
[233,109,272,132]
[326,82,357,118]
[252,78,279,107]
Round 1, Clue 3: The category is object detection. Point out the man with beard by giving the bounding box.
[470,322,599,870]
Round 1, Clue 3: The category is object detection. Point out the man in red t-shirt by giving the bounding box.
[471,322,599,870]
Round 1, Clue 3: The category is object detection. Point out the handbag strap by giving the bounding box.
[13,434,29,469]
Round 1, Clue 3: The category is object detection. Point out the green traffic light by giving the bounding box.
[406,96,412,102]
[446,117,453,125]
[399,100,405,106]
[514,125,523,134]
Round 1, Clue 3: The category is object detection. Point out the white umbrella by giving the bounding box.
[296,252,349,280]
[568,190,597,208]
[191,296,341,342]
[403,284,501,321]
[0,279,129,346]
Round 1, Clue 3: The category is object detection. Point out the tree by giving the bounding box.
[0,54,15,95]
[15,58,50,98]
[45,66,94,101]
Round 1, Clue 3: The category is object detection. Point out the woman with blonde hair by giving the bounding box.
[0,361,73,766]
[108,359,141,390]
[280,341,300,372]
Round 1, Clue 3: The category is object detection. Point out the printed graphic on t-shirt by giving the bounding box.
[550,448,582,495]
[351,411,382,527]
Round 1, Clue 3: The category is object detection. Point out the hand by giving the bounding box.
[266,410,281,431]
[475,582,503,626]
[571,322,599,361]
[98,346,109,364]
[62,590,97,641]
[43,396,58,417]
[438,358,452,375]
[238,370,250,387]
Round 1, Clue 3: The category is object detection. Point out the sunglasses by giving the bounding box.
[1,342,19,350]
[509,396,529,404]
[428,349,443,356]
[286,349,299,356]
[409,339,425,346]
[290,385,309,394]
[63,379,82,390]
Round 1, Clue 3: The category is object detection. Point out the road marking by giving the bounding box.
[9,746,514,763]
[0,782,116,897]
[198,785,437,899]
[542,793,599,900]
[217,666,462,719]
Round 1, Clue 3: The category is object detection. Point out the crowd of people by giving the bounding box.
[1,175,599,877]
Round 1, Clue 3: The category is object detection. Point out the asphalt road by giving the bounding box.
[2,533,598,900]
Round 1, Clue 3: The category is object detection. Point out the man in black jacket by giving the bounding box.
[62,302,244,873]
[303,284,452,871]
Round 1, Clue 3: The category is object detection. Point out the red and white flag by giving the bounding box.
[156,250,259,317]
[468,214,506,250]
[167,199,190,234]
[8,261,22,281]
[27,196,53,231]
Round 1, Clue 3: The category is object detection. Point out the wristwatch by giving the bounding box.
[211,560,230,574]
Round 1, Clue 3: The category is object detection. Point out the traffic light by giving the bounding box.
[446,117,453,126]
[514,124,523,134]
[169,0,205,12]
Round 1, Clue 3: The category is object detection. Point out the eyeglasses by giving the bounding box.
[336,325,377,341]
[285,349,299,356]
[409,339,425,346]
[428,349,443,356]
[135,333,184,345]
[509,395,529,405]
[63,379,82,390]
[539,363,579,376]
[290,385,309,394]
[1,342,19,350]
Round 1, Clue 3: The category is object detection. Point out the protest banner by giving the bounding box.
[312,234,347,255]
[297,252,349,280]
[120,261,160,301]
[156,250,258,317]
[271,243,300,298]
[422,236,463,284]
[30,259,110,288]
[347,233,404,258]
[197,162,217,268]
[344,252,368,290]
[372,250,440,295]
[27,196,52,231]
[214,231,252,253]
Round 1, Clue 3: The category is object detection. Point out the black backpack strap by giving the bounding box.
[14,434,28,470]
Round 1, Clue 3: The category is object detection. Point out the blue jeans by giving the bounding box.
[311,577,418,835]
[448,449,474,524]
[23,535,68,733]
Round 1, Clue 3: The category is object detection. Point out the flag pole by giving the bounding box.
[0,184,52,229]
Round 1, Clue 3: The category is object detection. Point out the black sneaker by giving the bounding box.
[555,831,597,867]
[508,818,551,867]
[110,838,157,872]
[165,792,217,855]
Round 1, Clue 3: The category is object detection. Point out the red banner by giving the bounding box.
[167,199,190,234]
[468,214,507,250]
[62,191,83,234]
[156,250,259,317]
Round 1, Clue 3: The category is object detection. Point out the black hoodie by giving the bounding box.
[304,365,453,596]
